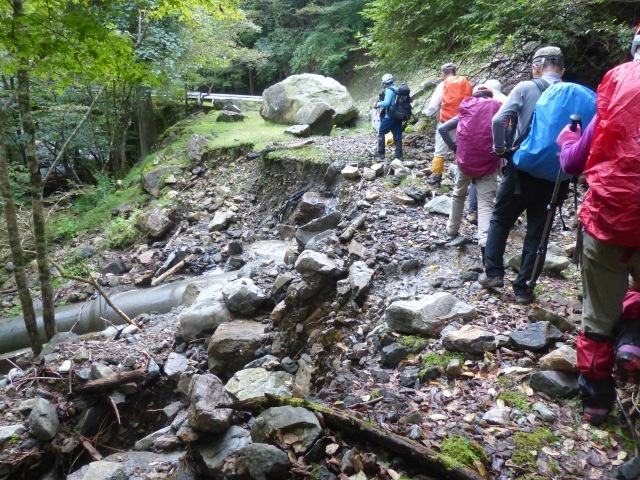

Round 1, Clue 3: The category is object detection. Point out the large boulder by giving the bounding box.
[222,278,267,317]
[136,205,173,239]
[187,374,233,433]
[141,166,181,198]
[251,406,322,454]
[261,74,358,126]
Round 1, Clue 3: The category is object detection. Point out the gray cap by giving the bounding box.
[532,46,563,64]
[441,62,457,73]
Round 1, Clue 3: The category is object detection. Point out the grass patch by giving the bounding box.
[498,390,531,412]
[105,214,143,249]
[422,351,464,369]
[511,428,556,468]
[441,435,487,469]
[397,335,428,352]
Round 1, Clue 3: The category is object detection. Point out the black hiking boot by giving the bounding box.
[478,273,504,288]
[579,375,616,426]
[426,174,442,188]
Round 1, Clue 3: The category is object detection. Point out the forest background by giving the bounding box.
[0,0,638,353]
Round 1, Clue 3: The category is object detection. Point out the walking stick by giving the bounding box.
[526,114,582,293]
[362,107,380,155]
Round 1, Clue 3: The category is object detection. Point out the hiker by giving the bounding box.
[375,74,403,160]
[479,46,569,305]
[438,85,502,259]
[466,79,506,226]
[423,62,472,188]
[555,26,640,425]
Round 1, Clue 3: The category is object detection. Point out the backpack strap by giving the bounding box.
[512,79,551,148]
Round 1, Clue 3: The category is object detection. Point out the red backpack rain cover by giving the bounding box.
[580,61,640,248]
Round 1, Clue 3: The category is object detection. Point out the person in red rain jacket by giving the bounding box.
[556,25,640,425]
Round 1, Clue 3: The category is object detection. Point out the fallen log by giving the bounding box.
[247,139,314,159]
[73,369,147,395]
[222,394,486,480]
[340,213,367,243]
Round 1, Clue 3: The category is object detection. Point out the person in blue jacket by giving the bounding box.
[375,74,403,160]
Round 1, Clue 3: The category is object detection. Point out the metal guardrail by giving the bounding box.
[186,92,263,104]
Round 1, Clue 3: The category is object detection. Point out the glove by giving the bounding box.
[492,147,511,158]
[556,124,581,149]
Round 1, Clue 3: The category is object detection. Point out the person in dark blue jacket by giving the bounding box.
[375,74,403,160]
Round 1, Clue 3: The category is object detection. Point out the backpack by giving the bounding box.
[440,76,472,122]
[387,84,412,122]
[513,81,597,182]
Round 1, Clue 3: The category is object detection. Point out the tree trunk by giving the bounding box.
[0,99,41,356]
[14,0,56,341]
[136,86,156,160]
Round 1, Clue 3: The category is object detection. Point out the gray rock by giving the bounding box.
[179,283,231,341]
[341,165,360,180]
[295,211,342,248]
[186,134,209,162]
[381,344,409,369]
[362,168,376,181]
[305,230,339,253]
[349,261,374,300]
[529,370,578,398]
[91,363,116,380]
[260,74,358,126]
[506,253,571,275]
[294,251,346,277]
[442,325,499,353]
[217,110,246,122]
[276,224,296,240]
[404,186,427,202]
[392,193,415,205]
[285,124,311,137]
[0,424,25,445]
[222,278,267,316]
[251,406,322,454]
[528,306,575,332]
[80,461,127,480]
[27,398,59,441]
[207,321,266,377]
[385,292,477,335]
[446,358,463,377]
[141,166,181,198]
[136,205,173,238]
[187,374,233,433]
[77,246,95,259]
[208,210,237,232]
[532,402,558,423]
[245,443,291,480]
[134,426,171,451]
[225,368,294,401]
[540,345,578,372]
[483,407,510,426]
[196,426,252,475]
[424,196,452,215]
[509,321,564,351]
[297,192,336,224]
[181,283,201,308]
[164,353,190,382]
[617,457,640,480]
[296,101,335,135]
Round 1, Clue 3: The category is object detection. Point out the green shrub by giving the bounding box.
[105,215,142,249]
[498,390,531,412]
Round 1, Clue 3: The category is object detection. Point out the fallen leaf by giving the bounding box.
[326,443,340,455]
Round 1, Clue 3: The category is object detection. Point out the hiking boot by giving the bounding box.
[478,273,504,288]
[615,344,640,384]
[579,375,616,426]
[467,211,478,225]
[426,174,442,188]
[514,291,535,305]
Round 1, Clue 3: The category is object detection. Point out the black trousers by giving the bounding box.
[484,165,568,294]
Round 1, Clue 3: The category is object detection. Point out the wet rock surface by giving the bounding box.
[0,126,627,480]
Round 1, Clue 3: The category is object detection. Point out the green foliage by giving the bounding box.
[397,335,428,352]
[105,214,142,249]
[498,390,531,412]
[7,164,30,200]
[360,0,637,85]
[7,305,23,317]
[441,435,488,468]
[511,428,556,467]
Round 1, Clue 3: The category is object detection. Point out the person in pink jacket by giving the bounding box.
[556,25,640,425]
[438,85,502,261]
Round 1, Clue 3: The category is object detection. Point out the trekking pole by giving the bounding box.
[363,107,380,155]
[526,114,581,294]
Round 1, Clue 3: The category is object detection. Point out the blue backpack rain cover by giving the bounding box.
[513,82,597,181]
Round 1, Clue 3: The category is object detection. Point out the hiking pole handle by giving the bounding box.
[570,114,582,132]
